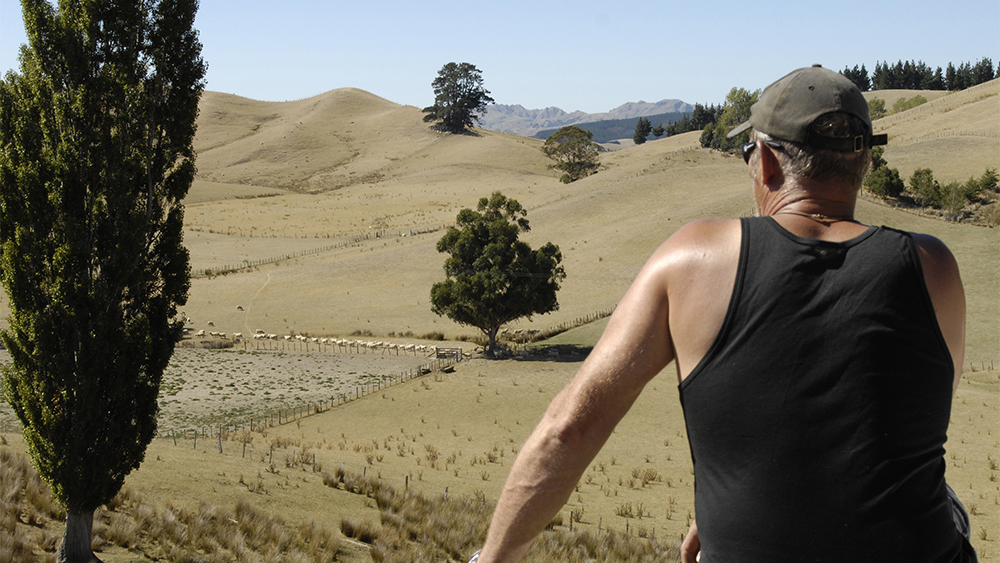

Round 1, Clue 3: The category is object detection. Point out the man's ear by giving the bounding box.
[758,141,783,188]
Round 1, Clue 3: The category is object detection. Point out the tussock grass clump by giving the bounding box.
[0,447,64,558]
[0,448,341,562]
[526,527,679,563]
[325,466,682,562]
[0,531,35,563]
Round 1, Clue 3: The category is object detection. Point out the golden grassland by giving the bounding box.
[0,79,998,561]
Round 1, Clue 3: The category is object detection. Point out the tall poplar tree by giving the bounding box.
[0,1,205,561]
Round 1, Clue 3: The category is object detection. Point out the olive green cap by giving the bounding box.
[728,64,887,151]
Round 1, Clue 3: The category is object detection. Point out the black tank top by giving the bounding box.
[679,217,975,562]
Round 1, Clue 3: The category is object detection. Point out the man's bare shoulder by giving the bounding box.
[641,219,742,283]
[656,218,742,259]
[906,232,963,286]
[909,232,957,263]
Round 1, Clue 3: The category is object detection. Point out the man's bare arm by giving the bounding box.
[477,242,678,563]
[912,233,966,394]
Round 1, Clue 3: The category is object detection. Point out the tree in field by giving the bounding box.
[542,126,600,183]
[0,1,205,561]
[909,168,942,208]
[633,117,652,145]
[890,95,927,115]
[652,124,665,138]
[431,192,565,357]
[868,98,887,121]
[863,147,904,199]
[422,62,495,133]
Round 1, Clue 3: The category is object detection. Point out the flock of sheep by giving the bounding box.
[186,326,441,356]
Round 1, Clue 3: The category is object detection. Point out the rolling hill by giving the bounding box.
[178,80,998,365]
[0,79,997,563]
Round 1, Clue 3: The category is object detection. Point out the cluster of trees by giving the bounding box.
[908,167,998,216]
[0,1,205,561]
[534,105,722,146]
[866,94,929,121]
[841,58,996,92]
[865,148,998,217]
[662,103,723,137]
[698,88,759,152]
[534,112,688,144]
[629,104,724,145]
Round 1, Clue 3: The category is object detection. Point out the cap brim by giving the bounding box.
[727,120,752,139]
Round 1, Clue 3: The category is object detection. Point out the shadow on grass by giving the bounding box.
[514,344,594,363]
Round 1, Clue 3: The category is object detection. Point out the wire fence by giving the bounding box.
[160,352,460,440]
[873,79,999,128]
[191,225,448,278]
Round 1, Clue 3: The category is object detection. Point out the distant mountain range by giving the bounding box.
[479,99,694,137]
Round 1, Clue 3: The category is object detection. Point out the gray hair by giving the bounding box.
[750,113,872,188]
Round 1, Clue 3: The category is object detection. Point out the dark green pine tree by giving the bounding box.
[633,117,653,145]
[0,1,205,561]
[841,64,871,91]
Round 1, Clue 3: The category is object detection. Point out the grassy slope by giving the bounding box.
[1,80,997,561]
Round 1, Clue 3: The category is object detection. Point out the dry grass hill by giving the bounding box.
[177,81,998,362]
[1,80,998,562]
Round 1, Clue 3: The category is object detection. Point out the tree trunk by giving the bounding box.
[57,509,102,563]
[487,327,499,358]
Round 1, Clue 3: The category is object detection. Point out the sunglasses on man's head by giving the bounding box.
[741,139,784,164]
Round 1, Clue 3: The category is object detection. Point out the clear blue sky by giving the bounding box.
[2,0,997,113]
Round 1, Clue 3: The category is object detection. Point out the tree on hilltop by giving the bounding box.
[0,1,205,561]
[422,62,495,133]
[431,193,565,357]
[841,64,871,91]
[543,126,600,183]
